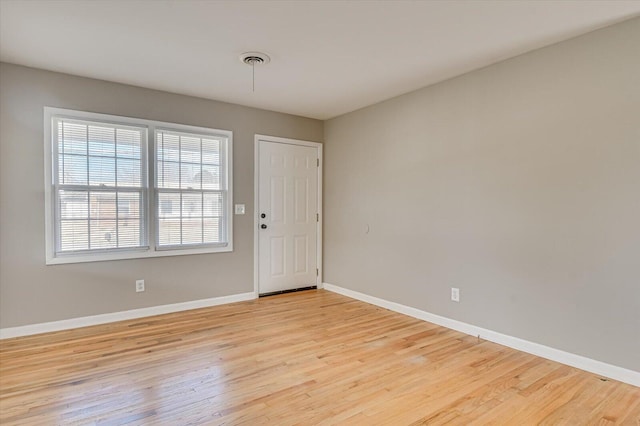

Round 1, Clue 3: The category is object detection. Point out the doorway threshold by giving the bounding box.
[259,286,317,297]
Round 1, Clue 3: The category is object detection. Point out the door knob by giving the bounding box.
[261,224,267,229]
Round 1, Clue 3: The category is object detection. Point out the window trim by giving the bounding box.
[44,107,233,265]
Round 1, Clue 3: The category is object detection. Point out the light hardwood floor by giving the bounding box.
[0,290,638,425]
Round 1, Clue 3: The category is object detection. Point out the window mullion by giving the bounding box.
[147,128,152,250]
[179,135,183,245]
[86,124,91,250]
[200,137,204,244]
[114,127,119,248]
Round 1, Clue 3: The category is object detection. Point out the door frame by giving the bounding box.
[253,134,323,297]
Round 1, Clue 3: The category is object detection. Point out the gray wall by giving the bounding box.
[324,18,640,371]
[0,63,323,328]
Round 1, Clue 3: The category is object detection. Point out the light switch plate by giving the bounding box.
[234,204,245,215]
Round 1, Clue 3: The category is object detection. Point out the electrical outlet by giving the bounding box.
[451,287,460,302]
[136,279,145,292]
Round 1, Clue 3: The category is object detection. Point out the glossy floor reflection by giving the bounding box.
[1,290,639,425]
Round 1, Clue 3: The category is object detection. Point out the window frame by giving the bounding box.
[153,127,230,251]
[44,107,233,265]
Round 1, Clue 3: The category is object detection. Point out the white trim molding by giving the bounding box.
[0,292,256,340]
[323,282,640,388]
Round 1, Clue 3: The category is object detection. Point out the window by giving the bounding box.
[45,108,233,264]
[52,118,147,254]
[156,129,227,247]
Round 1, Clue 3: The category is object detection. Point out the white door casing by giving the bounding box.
[254,135,322,295]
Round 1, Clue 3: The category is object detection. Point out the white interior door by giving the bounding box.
[257,139,319,294]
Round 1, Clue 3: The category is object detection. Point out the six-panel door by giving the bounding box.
[258,140,318,294]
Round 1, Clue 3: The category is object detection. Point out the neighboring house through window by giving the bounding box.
[44,107,233,264]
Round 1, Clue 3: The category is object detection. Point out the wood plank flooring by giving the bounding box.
[1,290,638,425]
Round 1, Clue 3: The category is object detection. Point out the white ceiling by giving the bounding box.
[1,1,639,120]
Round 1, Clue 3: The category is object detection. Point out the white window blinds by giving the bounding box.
[53,118,147,254]
[156,129,228,248]
[45,108,233,264]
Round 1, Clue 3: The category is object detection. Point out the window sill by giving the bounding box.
[45,243,232,265]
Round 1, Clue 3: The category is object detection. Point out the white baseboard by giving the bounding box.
[323,282,640,388]
[0,292,256,340]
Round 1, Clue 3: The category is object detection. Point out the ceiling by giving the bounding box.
[1,1,639,120]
